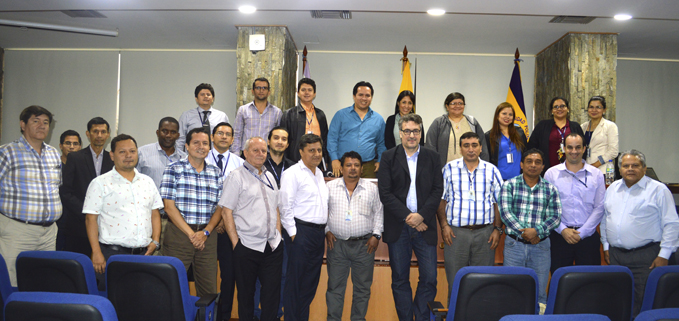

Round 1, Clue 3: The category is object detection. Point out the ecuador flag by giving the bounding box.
[507,50,529,138]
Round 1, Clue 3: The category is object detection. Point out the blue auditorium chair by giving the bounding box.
[545,265,634,321]
[0,253,17,321]
[640,265,679,313]
[16,251,99,295]
[500,314,611,320]
[634,308,679,321]
[105,255,217,321]
[429,266,539,321]
[4,291,118,321]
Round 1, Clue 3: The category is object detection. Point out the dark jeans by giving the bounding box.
[284,221,325,321]
[254,230,287,319]
[549,230,601,274]
[64,234,92,257]
[216,232,236,321]
[387,224,438,321]
[233,241,284,321]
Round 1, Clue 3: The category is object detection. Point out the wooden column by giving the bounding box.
[236,26,297,111]
[534,32,618,124]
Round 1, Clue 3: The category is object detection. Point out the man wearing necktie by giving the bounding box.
[176,83,230,151]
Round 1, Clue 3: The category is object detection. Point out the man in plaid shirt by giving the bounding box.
[499,148,561,307]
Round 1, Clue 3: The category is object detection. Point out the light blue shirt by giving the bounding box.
[406,147,419,213]
[544,161,605,239]
[137,142,187,189]
[601,176,679,259]
[327,105,386,162]
[205,148,244,179]
[176,107,229,151]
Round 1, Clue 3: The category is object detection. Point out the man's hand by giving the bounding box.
[92,251,106,274]
[604,250,610,264]
[561,228,581,244]
[650,256,669,269]
[415,222,428,232]
[488,229,501,249]
[374,162,380,173]
[232,239,239,250]
[326,231,337,250]
[441,225,455,246]
[332,160,342,177]
[214,221,226,234]
[145,242,157,255]
[291,235,296,242]
[366,236,379,253]
[406,213,424,228]
[190,231,207,250]
[519,228,538,243]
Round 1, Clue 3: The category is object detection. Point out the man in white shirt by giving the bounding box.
[177,83,230,151]
[279,134,329,321]
[84,134,163,289]
[325,151,383,321]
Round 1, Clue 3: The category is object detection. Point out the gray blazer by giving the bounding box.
[426,113,489,166]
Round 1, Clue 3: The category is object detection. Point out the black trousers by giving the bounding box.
[64,234,92,257]
[549,230,601,274]
[216,232,236,321]
[284,222,325,321]
[233,241,283,321]
[610,243,660,317]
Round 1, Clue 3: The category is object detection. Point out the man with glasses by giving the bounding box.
[177,83,230,151]
[59,130,82,165]
[437,132,504,302]
[232,77,282,156]
[544,133,605,273]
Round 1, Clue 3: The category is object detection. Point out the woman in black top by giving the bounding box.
[384,90,424,149]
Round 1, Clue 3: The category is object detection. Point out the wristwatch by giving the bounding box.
[152,240,161,249]
[372,234,381,241]
[494,226,504,235]
[203,230,210,236]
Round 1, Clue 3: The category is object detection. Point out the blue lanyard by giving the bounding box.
[343,180,354,204]
[267,158,285,182]
[567,171,588,188]
[247,167,274,190]
[556,126,567,143]
[211,151,230,177]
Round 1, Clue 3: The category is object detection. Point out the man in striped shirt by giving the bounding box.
[437,132,504,302]
[0,105,62,286]
[231,77,282,155]
[499,148,561,306]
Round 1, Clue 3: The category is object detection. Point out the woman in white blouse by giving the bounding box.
[581,96,619,174]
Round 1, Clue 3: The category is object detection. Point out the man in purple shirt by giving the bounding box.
[544,133,605,273]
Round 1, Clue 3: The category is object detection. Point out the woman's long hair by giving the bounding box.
[394,90,416,115]
[489,102,525,155]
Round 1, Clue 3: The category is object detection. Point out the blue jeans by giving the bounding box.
[503,236,551,304]
[254,238,287,319]
[387,224,438,321]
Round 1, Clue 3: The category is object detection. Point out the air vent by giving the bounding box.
[311,10,352,19]
[549,16,595,24]
[61,10,107,18]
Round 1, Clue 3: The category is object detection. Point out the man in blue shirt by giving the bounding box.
[327,81,386,178]
[602,149,679,316]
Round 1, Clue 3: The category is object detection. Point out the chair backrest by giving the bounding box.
[106,255,196,321]
[448,266,539,321]
[634,308,679,321]
[0,253,16,321]
[546,265,634,321]
[641,265,679,312]
[16,251,99,295]
[4,291,117,321]
[500,314,612,320]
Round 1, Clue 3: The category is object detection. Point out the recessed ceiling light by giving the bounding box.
[239,5,257,14]
[614,14,632,21]
[427,9,446,16]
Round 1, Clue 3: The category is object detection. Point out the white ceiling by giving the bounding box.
[0,0,678,59]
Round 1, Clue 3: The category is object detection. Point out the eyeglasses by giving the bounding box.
[253,86,269,91]
[401,129,421,136]
[552,105,568,110]
[214,131,233,137]
[587,106,604,110]
[448,102,465,106]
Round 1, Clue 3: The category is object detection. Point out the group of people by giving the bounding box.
[0,77,677,321]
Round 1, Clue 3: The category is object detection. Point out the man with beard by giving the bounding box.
[232,77,282,155]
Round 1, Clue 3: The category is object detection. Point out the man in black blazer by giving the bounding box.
[378,113,443,321]
[60,117,113,257]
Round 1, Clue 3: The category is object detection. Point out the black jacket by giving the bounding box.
[384,114,425,150]
[280,104,331,171]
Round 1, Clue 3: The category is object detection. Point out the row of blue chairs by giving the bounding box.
[429,265,679,321]
[0,251,217,321]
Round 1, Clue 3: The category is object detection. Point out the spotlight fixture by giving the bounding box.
[239,5,257,14]
[427,9,446,16]
[614,14,632,21]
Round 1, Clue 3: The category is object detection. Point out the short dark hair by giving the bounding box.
[195,83,215,98]
[444,92,465,110]
[60,130,82,145]
[110,134,137,152]
[459,132,480,147]
[394,90,416,114]
[549,96,569,109]
[186,127,209,145]
[340,151,362,166]
[565,132,584,144]
[588,96,606,109]
[20,105,53,133]
[158,117,179,130]
[268,126,289,141]
[521,148,545,163]
[352,81,374,96]
[298,133,323,151]
[87,117,110,132]
[212,122,233,136]
[398,113,423,130]
[298,78,316,92]
[253,77,270,89]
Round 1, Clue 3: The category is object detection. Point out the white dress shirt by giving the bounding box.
[326,178,384,240]
[205,148,244,179]
[83,168,163,248]
[279,160,329,237]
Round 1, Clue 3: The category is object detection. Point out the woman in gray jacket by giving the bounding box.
[426,92,489,166]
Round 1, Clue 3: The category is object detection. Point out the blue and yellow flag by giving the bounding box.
[506,53,529,138]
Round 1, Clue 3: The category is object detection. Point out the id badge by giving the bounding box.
[468,190,475,199]
[308,131,313,134]
[559,143,565,154]
[345,210,352,221]
[507,153,514,163]
[586,148,591,159]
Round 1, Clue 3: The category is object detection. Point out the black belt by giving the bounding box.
[615,242,659,253]
[347,234,372,241]
[6,215,54,227]
[295,218,326,229]
[508,234,548,245]
[459,224,490,231]
[187,223,208,231]
[567,226,581,230]
[100,243,147,255]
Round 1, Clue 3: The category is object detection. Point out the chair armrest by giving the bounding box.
[428,301,448,321]
[195,293,218,307]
